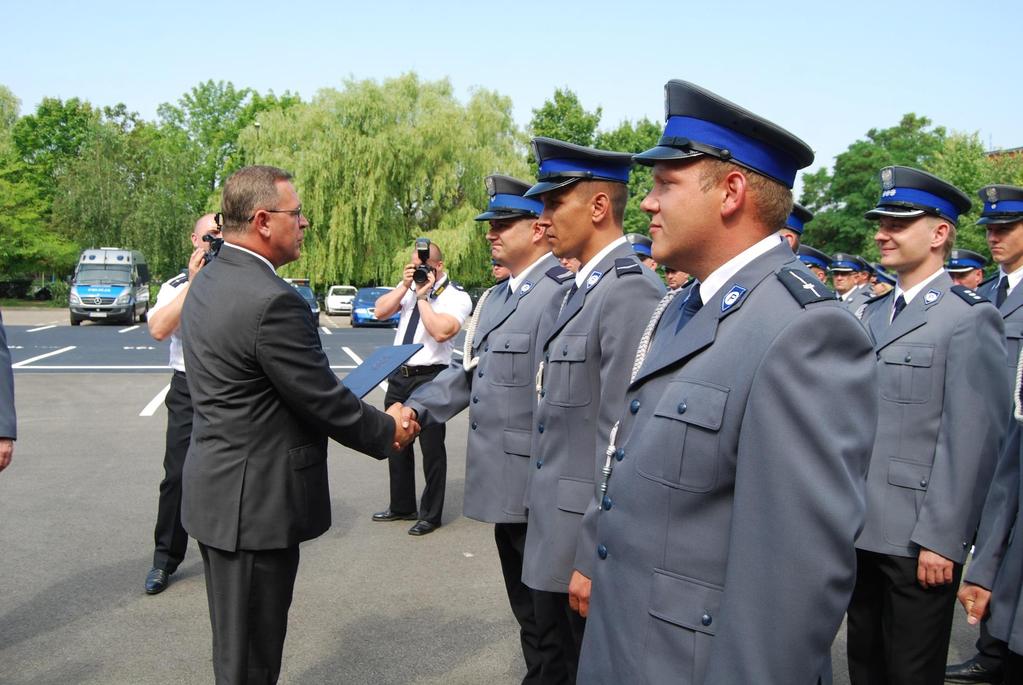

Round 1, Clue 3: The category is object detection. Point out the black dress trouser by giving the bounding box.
[199,542,300,685]
[153,371,192,572]
[847,549,963,684]
[495,522,544,684]
[383,368,447,525]
[532,589,586,685]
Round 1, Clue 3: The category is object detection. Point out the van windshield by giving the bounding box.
[76,265,132,285]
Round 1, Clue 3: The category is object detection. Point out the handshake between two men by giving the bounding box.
[385,402,420,452]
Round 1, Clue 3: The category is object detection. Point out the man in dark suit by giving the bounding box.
[180,165,418,684]
[0,310,14,473]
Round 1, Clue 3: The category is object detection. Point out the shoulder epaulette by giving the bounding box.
[451,281,466,291]
[169,273,189,287]
[614,257,643,277]
[950,285,989,305]
[776,268,835,306]
[545,266,574,284]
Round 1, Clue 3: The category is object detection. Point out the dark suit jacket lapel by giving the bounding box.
[631,243,792,386]
[543,242,633,349]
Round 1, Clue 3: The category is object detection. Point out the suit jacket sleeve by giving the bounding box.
[965,421,1021,589]
[0,313,15,439]
[256,289,394,459]
[911,308,1008,562]
[405,361,471,427]
[704,307,877,684]
[574,275,664,576]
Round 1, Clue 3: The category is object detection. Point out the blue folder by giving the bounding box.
[341,343,424,398]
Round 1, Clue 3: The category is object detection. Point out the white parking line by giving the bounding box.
[140,383,171,417]
[342,346,388,393]
[15,365,169,370]
[12,346,76,368]
[118,325,140,333]
[26,325,57,333]
[320,327,332,335]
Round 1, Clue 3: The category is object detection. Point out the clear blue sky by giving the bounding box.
[5,0,1021,181]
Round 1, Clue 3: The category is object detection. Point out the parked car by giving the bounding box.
[351,287,400,328]
[284,278,320,322]
[324,285,358,315]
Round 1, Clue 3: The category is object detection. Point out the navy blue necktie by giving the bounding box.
[401,299,421,344]
[675,283,703,333]
[996,277,1009,307]
[891,294,906,322]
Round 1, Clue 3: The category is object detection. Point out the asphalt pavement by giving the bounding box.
[0,308,986,684]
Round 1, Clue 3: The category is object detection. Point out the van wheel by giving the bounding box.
[70,316,81,326]
[139,305,148,323]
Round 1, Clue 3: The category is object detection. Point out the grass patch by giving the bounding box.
[0,299,66,309]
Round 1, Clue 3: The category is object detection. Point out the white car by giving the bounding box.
[324,285,357,315]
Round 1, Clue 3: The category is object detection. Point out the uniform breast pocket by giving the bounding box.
[637,380,728,492]
[545,335,590,407]
[488,332,532,387]
[645,570,722,684]
[879,343,934,404]
[1005,322,1023,368]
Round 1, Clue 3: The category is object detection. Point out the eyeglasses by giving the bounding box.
[247,206,306,222]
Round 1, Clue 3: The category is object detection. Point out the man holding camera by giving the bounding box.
[142,212,220,595]
[372,240,473,535]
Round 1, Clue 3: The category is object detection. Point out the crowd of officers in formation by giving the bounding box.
[137,78,1023,685]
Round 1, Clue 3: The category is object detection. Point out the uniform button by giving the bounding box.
[629,399,641,414]
[963,541,969,549]
[904,354,912,363]
[677,401,687,414]
[536,460,543,469]
[597,544,608,559]
[701,612,712,627]
[478,369,484,378]
[540,389,546,398]
[484,344,489,352]
[504,341,510,349]
[538,423,544,434]
[615,448,625,461]
[602,495,612,510]
[562,346,569,356]
[919,478,928,488]
[472,395,479,404]
[471,421,478,430]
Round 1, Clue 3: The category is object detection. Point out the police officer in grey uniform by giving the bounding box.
[0,310,15,474]
[831,253,871,312]
[402,175,572,683]
[947,185,1023,683]
[797,244,831,284]
[522,137,665,682]
[778,201,813,251]
[958,378,1023,683]
[947,248,989,290]
[569,79,876,684]
[848,166,1008,684]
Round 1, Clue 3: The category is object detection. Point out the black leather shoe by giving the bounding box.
[144,568,169,595]
[372,509,417,522]
[945,657,1004,683]
[408,520,438,536]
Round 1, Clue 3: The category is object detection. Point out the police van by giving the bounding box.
[69,248,151,325]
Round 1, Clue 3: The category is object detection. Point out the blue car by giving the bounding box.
[351,287,400,328]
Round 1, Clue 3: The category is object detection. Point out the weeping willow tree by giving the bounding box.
[233,73,529,288]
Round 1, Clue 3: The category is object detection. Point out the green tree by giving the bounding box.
[595,118,662,234]
[800,114,946,257]
[0,158,78,276]
[529,88,601,148]
[233,74,528,288]
[0,85,19,157]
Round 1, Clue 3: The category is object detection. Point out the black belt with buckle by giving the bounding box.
[398,364,447,378]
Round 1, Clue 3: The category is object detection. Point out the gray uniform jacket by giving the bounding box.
[855,274,1007,563]
[966,420,1023,654]
[522,241,665,593]
[978,275,1023,374]
[0,311,15,440]
[841,283,872,314]
[577,244,877,684]
[406,253,573,523]
[180,246,394,552]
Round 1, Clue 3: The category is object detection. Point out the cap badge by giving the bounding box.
[721,284,747,312]
[986,187,999,203]
[586,271,603,290]
[485,176,496,197]
[881,167,895,191]
[924,290,940,305]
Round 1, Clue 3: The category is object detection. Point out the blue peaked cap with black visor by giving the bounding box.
[977,185,1023,225]
[524,138,634,198]
[634,80,815,189]
[864,166,971,226]
[475,174,544,221]
[786,203,814,234]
